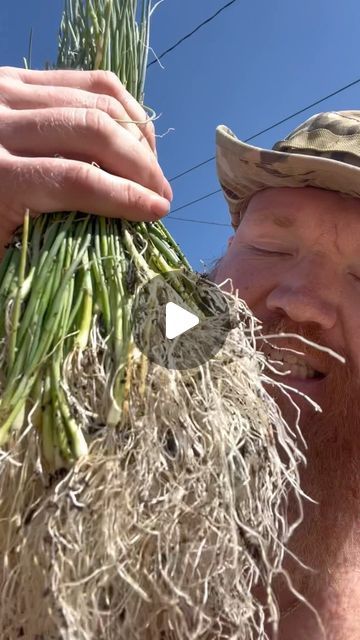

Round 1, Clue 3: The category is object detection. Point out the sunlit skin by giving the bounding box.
[214,186,360,639]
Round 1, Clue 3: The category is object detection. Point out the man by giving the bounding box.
[0,66,359,638]
[214,116,360,638]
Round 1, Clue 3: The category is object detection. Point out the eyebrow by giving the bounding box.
[252,212,295,228]
[272,215,294,228]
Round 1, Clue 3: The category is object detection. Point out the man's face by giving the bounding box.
[214,186,360,596]
[214,185,360,412]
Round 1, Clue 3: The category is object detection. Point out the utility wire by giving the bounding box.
[166,75,360,226]
[169,76,360,182]
[147,0,239,68]
[167,190,227,227]
[169,188,222,214]
[142,4,360,228]
[166,216,231,227]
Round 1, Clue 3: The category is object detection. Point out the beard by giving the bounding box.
[257,317,360,603]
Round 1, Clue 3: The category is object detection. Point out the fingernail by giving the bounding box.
[163,179,173,202]
[151,195,171,219]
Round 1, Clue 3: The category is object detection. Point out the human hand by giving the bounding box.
[0,66,173,248]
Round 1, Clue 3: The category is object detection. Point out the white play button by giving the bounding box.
[165,302,199,340]
[133,271,231,370]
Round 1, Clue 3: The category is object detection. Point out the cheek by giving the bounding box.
[337,285,360,377]
[214,249,272,309]
[346,328,360,378]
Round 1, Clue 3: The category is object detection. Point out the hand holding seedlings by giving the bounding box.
[0,66,172,254]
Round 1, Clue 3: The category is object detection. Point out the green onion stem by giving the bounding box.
[8,209,30,370]
[52,358,88,459]
[0,0,201,468]
[41,369,55,469]
[76,249,93,350]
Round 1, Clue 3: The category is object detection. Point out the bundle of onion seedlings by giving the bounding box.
[0,1,310,638]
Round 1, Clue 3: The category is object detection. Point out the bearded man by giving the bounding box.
[0,66,359,639]
[214,112,360,639]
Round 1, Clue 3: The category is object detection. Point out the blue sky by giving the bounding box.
[1,0,360,271]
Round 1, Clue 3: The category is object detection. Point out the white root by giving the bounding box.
[0,293,311,639]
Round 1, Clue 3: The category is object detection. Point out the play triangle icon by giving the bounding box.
[165,302,199,340]
[133,271,231,369]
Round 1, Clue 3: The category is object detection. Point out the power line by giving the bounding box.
[147,0,239,68]
[169,76,360,183]
[166,75,360,225]
[167,189,229,227]
[166,216,231,227]
[169,188,222,214]
[170,156,215,183]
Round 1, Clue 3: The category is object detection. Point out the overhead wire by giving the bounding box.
[166,189,231,228]
[169,189,222,214]
[169,76,360,183]
[144,4,360,226]
[147,0,239,68]
[166,216,231,227]
[166,76,360,225]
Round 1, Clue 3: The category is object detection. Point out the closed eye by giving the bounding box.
[250,246,292,256]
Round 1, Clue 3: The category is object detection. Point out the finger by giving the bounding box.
[0,67,157,155]
[0,107,172,200]
[0,76,154,155]
[0,155,171,225]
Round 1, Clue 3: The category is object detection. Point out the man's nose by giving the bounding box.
[266,256,338,329]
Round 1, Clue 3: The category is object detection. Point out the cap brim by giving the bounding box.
[216,125,360,231]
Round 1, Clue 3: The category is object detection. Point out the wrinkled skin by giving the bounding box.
[214,186,360,639]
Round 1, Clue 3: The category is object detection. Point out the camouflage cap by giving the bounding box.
[216,111,360,231]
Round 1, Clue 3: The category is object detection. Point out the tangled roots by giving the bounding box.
[0,296,305,639]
